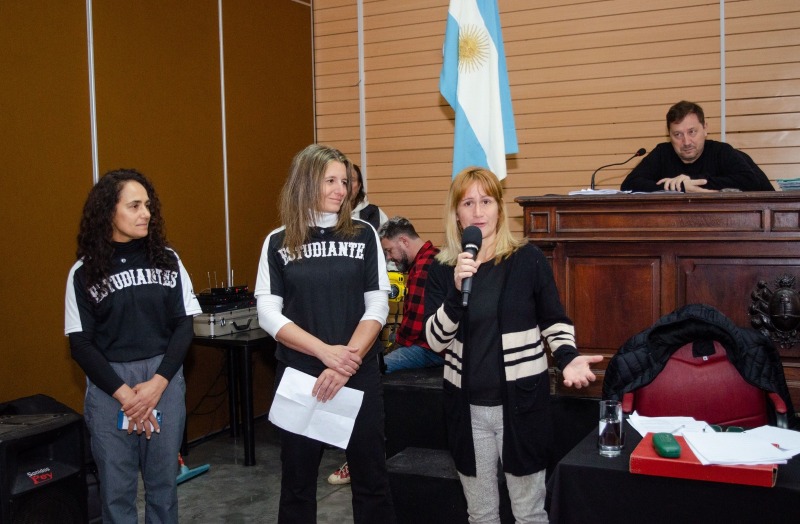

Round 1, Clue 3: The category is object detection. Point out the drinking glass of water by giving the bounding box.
[598,400,623,457]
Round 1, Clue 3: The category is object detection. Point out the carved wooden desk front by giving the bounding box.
[515,192,800,409]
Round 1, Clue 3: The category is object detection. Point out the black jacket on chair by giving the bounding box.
[602,303,794,422]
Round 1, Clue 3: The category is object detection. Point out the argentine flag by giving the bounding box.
[440,0,517,180]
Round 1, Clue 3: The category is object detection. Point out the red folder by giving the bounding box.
[629,433,777,487]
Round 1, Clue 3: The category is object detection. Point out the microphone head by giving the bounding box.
[636,147,647,156]
[461,225,483,251]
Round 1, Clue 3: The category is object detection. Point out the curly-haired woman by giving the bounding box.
[65,169,201,523]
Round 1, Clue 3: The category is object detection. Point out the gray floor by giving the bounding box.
[139,418,353,523]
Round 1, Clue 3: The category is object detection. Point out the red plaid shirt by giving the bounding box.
[395,241,439,349]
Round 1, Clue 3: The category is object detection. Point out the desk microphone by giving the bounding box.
[590,148,646,190]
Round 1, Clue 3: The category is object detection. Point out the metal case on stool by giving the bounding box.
[193,307,260,338]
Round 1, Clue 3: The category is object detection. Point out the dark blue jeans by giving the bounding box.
[384,344,445,373]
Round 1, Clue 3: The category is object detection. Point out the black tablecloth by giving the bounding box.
[546,425,800,524]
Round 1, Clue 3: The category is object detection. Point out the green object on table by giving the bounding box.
[652,432,682,458]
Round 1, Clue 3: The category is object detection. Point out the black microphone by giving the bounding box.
[461,226,483,307]
[590,148,647,190]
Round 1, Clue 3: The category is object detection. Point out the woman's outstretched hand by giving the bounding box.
[562,354,604,389]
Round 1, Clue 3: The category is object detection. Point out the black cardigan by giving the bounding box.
[424,244,579,475]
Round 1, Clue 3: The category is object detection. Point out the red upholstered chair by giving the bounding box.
[621,341,788,428]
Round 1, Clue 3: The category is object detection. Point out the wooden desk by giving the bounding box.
[515,192,800,407]
[193,329,275,466]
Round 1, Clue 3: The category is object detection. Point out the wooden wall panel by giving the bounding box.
[0,2,92,408]
[313,0,800,244]
[725,0,800,180]
[566,257,661,351]
[1,2,313,437]
[222,1,314,288]
[314,1,361,166]
[186,1,314,440]
[92,2,227,288]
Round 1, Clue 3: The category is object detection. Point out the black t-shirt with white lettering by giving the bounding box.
[64,239,201,394]
[258,223,385,376]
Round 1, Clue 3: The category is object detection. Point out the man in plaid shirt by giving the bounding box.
[378,217,443,373]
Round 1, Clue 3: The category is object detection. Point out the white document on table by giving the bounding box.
[627,412,711,436]
[268,367,364,449]
[683,432,794,465]
[567,189,632,195]
[744,425,800,455]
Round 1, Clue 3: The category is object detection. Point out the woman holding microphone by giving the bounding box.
[424,167,602,523]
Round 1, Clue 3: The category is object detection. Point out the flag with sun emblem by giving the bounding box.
[440,0,517,180]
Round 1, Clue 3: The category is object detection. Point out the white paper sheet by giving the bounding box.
[268,367,364,449]
[683,432,794,465]
[743,425,800,455]
[627,412,712,437]
[567,189,632,195]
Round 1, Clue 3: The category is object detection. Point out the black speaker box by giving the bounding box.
[383,367,448,457]
[0,412,88,524]
[387,447,514,524]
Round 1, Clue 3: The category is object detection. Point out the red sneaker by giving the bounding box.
[327,462,350,485]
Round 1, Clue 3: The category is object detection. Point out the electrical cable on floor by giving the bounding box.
[187,351,227,416]
[186,350,236,443]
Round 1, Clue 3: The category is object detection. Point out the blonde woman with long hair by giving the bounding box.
[254,144,396,523]
[425,167,602,523]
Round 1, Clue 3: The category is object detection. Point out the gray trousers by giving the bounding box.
[84,355,186,524]
[458,404,549,524]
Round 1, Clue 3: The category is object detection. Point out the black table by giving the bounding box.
[546,426,800,523]
[193,329,276,466]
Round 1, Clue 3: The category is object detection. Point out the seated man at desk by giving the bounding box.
[620,100,774,193]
